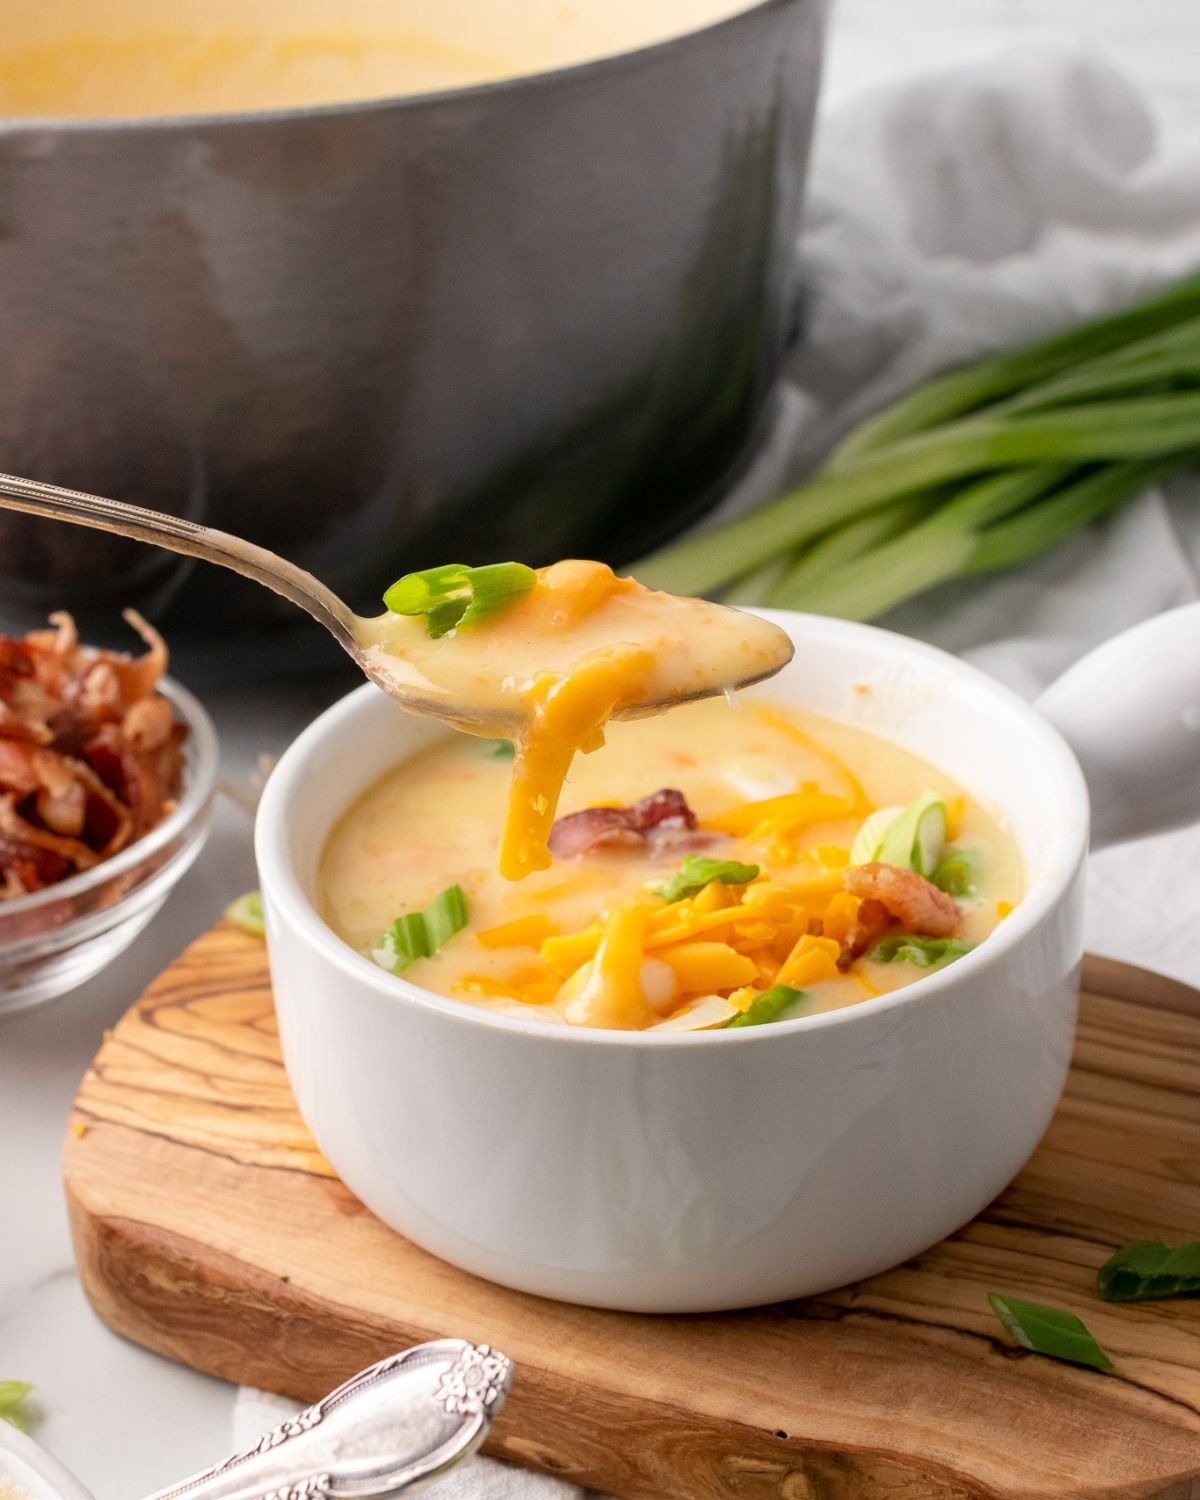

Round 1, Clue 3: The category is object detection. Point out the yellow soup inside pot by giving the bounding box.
[320,695,1023,1032]
[0,0,760,118]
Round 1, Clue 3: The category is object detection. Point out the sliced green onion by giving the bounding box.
[383,563,472,616]
[225,891,265,939]
[987,1294,1113,1371]
[489,740,516,759]
[932,849,980,899]
[658,855,760,904]
[869,934,973,968]
[849,806,901,866]
[423,884,469,951]
[1097,1240,1200,1303]
[383,562,536,638]
[0,1381,33,1431]
[725,985,807,1028]
[373,884,469,973]
[867,791,948,876]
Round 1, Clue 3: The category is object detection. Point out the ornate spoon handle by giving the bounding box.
[143,1341,514,1500]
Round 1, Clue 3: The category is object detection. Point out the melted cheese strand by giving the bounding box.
[499,646,655,879]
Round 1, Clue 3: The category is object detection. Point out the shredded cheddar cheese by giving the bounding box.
[321,659,1024,1031]
[499,645,656,879]
[476,914,559,949]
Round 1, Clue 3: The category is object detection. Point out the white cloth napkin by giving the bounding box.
[235,40,1200,1497]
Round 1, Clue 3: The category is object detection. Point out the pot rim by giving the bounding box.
[0,0,808,136]
[255,608,1090,1050]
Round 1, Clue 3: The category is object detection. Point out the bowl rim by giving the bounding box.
[0,1421,94,1500]
[255,608,1090,1049]
[0,0,802,134]
[0,674,219,930]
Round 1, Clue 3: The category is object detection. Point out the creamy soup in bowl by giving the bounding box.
[320,697,1023,1032]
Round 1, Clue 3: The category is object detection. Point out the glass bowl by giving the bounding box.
[0,677,218,1014]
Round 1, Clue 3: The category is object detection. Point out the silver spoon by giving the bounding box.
[143,1340,514,1500]
[0,472,790,731]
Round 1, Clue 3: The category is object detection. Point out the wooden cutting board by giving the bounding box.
[64,926,1200,1500]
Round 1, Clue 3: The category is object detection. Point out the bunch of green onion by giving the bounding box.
[634,271,1200,618]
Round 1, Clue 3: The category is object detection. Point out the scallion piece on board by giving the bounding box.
[1097,1240,1200,1302]
[373,884,469,973]
[987,1294,1113,1371]
[869,934,973,968]
[725,985,806,1028]
[225,891,265,939]
[658,855,760,904]
[0,1381,33,1431]
[489,740,516,759]
[383,562,536,638]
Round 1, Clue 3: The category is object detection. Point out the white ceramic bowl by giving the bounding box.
[0,1423,93,1500]
[256,605,1200,1313]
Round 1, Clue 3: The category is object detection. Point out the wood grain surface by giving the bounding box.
[63,926,1200,1500]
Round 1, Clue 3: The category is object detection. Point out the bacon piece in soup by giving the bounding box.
[548,787,709,859]
[845,861,960,937]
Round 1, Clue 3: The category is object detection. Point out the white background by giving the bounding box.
[2,4,1198,1497]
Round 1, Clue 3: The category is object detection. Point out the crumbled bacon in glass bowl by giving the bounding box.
[0,611,217,1013]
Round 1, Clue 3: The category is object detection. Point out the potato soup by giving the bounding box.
[320,696,1023,1032]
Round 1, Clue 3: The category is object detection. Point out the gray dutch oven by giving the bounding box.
[0,0,828,640]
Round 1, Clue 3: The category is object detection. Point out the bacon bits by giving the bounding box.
[549,788,710,859]
[0,611,185,899]
[845,861,960,938]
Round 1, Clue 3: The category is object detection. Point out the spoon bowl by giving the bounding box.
[0,472,792,732]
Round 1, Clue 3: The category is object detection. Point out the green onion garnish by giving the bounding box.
[987,1294,1113,1371]
[877,791,948,876]
[869,934,973,968]
[383,562,537,638]
[489,740,515,759]
[1097,1240,1200,1303]
[848,805,900,866]
[0,1381,33,1431]
[849,792,947,876]
[373,884,469,973]
[225,891,265,939]
[932,849,980,898]
[658,855,760,904]
[724,985,806,1028]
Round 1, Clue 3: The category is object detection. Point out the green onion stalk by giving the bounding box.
[633,273,1200,620]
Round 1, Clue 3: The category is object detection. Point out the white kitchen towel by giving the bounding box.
[234,39,1200,1498]
[722,38,1200,987]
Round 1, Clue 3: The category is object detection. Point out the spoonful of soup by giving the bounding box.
[0,472,793,877]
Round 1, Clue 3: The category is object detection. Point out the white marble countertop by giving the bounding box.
[3,3,1198,1496]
